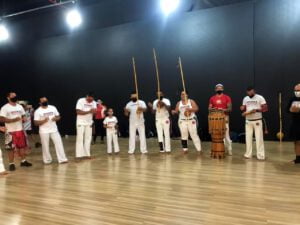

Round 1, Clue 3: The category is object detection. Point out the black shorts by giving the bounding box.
[290,124,300,141]
[25,130,33,135]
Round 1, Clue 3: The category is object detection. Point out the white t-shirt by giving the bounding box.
[103,116,118,130]
[125,100,147,124]
[153,98,171,119]
[76,98,97,125]
[179,100,195,120]
[34,105,60,134]
[0,103,25,132]
[242,94,267,120]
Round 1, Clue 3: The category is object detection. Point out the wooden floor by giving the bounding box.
[0,137,300,225]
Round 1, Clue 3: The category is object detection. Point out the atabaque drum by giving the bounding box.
[208,110,226,159]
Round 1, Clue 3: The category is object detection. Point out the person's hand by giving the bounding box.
[14,117,22,122]
[136,107,144,114]
[90,108,97,114]
[44,117,49,123]
[0,126,6,133]
[171,110,177,115]
[148,102,153,108]
[51,117,57,122]
[290,106,300,113]
[157,101,165,108]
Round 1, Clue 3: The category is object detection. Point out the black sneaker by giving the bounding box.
[20,161,32,167]
[9,164,16,171]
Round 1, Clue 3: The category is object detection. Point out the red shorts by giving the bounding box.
[9,131,27,150]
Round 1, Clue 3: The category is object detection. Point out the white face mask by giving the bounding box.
[295,91,300,98]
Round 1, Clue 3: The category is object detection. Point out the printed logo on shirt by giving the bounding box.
[43,112,54,117]
[10,110,22,116]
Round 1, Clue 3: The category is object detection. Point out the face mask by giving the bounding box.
[159,96,163,100]
[248,94,255,98]
[131,98,137,102]
[216,90,223,95]
[295,91,300,98]
[41,101,48,107]
[10,96,18,103]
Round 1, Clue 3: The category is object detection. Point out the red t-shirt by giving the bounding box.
[95,104,106,120]
[209,94,232,110]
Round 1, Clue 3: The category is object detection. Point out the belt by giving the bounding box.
[246,118,262,121]
[180,118,194,121]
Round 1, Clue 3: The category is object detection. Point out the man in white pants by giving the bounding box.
[241,87,268,160]
[208,84,233,155]
[34,97,68,164]
[172,91,202,153]
[124,93,147,154]
[75,93,97,159]
[0,126,8,176]
[148,91,171,153]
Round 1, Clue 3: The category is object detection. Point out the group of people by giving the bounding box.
[1,83,300,176]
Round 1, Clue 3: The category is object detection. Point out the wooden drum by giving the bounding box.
[208,111,226,159]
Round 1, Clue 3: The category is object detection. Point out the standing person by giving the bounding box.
[103,108,120,155]
[240,87,268,160]
[75,92,97,159]
[0,92,32,171]
[124,93,148,154]
[34,97,68,164]
[21,103,34,148]
[287,83,300,164]
[0,126,8,176]
[208,84,233,155]
[93,99,107,144]
[172,91,202,153]
[148,91,171,153]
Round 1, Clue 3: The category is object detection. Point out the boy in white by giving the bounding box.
[0,126,8,176]
[34,97,68,164]
[148,91,171,153]
[124,93,148,154]
[172,91,202,153]
[241,87,268,160]
[103,108,120,154]
[75,93,97,159]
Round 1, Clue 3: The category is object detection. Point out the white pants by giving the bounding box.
[106,129,120,154]
[0,149,5,173]
[245,120,265,160]
[156,117,171,152]
[76,124,93,158]
[129,122,147,153]
[40,132,68,164]
[224,117,232,152]
[178,119,202,151]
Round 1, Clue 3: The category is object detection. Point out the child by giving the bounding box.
[0,126,8,176]
[103,108,120,155]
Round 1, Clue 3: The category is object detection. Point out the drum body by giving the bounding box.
[208,111,226,158]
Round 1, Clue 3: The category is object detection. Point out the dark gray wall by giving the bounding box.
[0,0,299,139]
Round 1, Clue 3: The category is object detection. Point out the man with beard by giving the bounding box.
[209,84,233,155]
[0,92,32,171]
[124,92,148,154]
[240,87,268,160]
[75,92,97,159]
[148,91,171,153]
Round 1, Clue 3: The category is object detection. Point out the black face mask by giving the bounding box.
[41,101,48,107]
[216,90,223,95]
[159,96,163,100]
[10,96,18,103]
[131,98,137,102]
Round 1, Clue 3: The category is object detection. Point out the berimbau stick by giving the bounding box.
[178,57,187,101]
[153,48,161,99]
[132,57,139,101]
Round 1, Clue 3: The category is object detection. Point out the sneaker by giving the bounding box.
[160,149,165,153]
[9,164,16,171]
[20,161,32,167]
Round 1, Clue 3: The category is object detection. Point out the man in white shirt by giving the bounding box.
[124,93,148,154]
[241,87,268,160]
[148,91,171,153]
[34,97,68,164]
[75,92,97,159]
[0,92,32,171]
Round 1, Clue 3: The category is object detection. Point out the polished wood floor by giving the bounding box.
[0,136,300,225]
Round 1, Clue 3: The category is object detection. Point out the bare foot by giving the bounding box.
[0,171,9,176]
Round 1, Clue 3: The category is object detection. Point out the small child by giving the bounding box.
[0,126,8,176]
[103,108,120,155]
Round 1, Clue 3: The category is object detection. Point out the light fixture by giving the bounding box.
[0,24,9,41]
[160,0,180,15]
[66,9,82,29]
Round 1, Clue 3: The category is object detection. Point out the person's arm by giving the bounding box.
[137,101,147,113]
[257,97,268,113]
[103,119,108,128]
[0,116,22,123]
[172,102,180,115]
[34,118,49,126]
[187,100,199,113]
[208,97,214,111]
[52,107,61,122]
[124,104,130,117]
[148,101,155,114]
